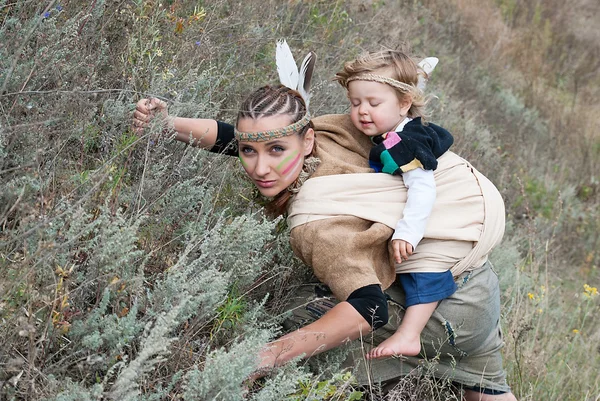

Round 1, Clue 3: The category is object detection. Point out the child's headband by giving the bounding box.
[346,74,415,92]
[234,40,316,142]
[343,57,439,93]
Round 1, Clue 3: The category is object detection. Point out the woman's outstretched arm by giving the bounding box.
[256,301,372,372]
[133,98,220,149]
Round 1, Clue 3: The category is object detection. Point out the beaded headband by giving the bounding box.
[345,74,417,93]
[234,114,311,142]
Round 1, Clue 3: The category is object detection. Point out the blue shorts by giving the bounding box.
[398,270,457,307]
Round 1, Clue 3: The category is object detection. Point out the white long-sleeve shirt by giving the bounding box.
[390,118,436,249]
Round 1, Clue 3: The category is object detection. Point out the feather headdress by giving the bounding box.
[276,39,316,110]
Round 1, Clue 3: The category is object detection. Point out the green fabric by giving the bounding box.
[281,262,511,393]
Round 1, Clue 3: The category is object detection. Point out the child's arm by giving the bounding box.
[392,168,436,263]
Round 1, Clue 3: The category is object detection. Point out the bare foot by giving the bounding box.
[367,330,421,359]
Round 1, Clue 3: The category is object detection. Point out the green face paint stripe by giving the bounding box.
[276,150,300,171]
[238,156,248,168]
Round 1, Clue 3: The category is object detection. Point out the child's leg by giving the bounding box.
[367,301,437,359]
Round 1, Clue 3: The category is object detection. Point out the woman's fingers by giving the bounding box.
[132,118,148,128]
[399,243,408,261]
[132,109,149,134]
[148,97,167,112]
[132,121,147,135]
[133,98,167,134]
[135,98,151,113]
[134,98,166,117]
[133,109,152,122]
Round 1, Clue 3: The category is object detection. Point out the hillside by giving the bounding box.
[1,1,598,400]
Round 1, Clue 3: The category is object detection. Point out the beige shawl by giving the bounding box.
[287,114,505,301]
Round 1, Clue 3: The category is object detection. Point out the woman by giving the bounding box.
[133,83,517,401]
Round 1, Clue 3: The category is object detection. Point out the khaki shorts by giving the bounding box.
[281,262,511,394]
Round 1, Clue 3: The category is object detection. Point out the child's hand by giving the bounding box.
[392,239,413,264]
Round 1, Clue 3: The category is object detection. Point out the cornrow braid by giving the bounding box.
[237,85,304,126]
[235,85,313,143]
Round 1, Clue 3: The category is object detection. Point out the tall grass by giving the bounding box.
[1,0,598,400]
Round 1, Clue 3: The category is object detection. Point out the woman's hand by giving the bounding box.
[132,98,169,134]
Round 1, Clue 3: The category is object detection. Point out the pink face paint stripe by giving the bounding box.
[283,160,302,181]
[276,150,299,170]
[280,153,302,175]
[276,150,299,171]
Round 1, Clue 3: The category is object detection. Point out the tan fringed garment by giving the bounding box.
[288,114,505,301]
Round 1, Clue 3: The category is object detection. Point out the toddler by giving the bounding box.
[335,50,456,359]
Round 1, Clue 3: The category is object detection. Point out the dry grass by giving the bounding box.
[0,0,598,400]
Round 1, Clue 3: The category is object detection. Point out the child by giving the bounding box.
[334,50,456,359]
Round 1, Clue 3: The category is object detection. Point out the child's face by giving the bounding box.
[347,78,411,137]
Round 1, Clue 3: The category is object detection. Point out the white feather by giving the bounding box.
[276,40,299,90]
[276,40,316,110]
[417,57,439,90]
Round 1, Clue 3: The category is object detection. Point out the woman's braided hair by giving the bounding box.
[237,85,317,217]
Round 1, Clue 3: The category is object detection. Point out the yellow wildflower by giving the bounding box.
[583,284,598,299]
[572,329,579,334]
[527,292,535,300]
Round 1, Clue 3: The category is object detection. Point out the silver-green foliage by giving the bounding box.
[183,334,273,401]
[108,300,187,401]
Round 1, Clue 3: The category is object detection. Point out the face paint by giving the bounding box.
[280,154,304,185]
[239,156,248,168]
[276,150,301,174]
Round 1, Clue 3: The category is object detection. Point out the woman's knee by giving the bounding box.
[346,284,389,329]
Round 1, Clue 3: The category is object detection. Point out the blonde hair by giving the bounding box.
[334,49,430,120]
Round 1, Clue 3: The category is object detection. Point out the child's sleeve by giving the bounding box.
[391,168,435,249]
[369,131,441,175]
[370,119,454,175]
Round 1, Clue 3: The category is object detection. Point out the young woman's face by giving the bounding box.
[237,115,314,198]
[347,74,412,137]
